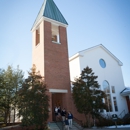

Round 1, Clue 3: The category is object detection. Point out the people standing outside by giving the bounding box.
[64,117,69,130]
[58,106,61,116]
[54,106,58,121]
[61,108,66,121]
[68,111,73,129]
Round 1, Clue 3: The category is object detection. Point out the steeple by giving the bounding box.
[32,0,71,121]
[32,0,68,30]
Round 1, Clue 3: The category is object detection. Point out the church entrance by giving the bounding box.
[52,93,64,121]
[126,96,130,113]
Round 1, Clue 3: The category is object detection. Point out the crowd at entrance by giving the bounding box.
[54,106,73,130]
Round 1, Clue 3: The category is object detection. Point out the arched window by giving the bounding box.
[103,80,110,93]
[103,80,112,112]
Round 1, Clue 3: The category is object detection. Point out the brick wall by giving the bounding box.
[44,21,70,91]
[44,21,72,121]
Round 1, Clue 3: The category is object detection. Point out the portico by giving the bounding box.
[121,88,130,113]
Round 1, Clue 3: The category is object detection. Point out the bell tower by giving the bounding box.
[31,0,71,121]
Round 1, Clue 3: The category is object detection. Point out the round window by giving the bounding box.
[99,59,106,68]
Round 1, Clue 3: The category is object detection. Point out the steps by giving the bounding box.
[70,125,81,130]
[73,121,83,130]
[48,121,83,130]
[123,113,130,124]
[123,113,130,120]
[48,122,60,130]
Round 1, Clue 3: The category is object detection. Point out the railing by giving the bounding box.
[73,116,83,130]
[118,110,126,119]
[55,116,83,130]
[73,117,83,126]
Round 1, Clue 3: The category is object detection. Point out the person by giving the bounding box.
[68,111,73,128]
[58,105,61,116]
[61,108,66,121]
[54,106,58,121]
[64,117,69,130]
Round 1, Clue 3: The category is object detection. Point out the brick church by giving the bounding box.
[31,0,129,123]
[31,0,77,122]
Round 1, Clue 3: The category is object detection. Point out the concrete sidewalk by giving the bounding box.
[83,128,130,130]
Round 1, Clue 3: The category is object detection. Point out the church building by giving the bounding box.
[69,44,129,118]
[31,0,129,122]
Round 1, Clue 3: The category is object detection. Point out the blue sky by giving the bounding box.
[0,0,130,87]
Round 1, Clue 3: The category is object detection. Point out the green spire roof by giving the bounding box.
[32,0,68,29]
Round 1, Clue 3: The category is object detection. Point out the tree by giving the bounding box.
[11,66,24,123]
[17,65,49,129]
[0,66,24,124]
[0,69,5,123]
[72,66,107,127]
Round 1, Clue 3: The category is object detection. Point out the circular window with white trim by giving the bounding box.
[99,59,106,68]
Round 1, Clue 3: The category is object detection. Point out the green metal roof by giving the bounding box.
[32,0,68,30]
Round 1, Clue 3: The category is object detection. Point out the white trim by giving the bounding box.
[69,44,123,66]
[31,0,68,31]
[31,16,68,32]
[99,45,123,66]
[31,17,44,32]
[31,0,47,31]
[69,53,83,61]
[121,92,130,96]
[42,0,47,16]
[44,17,68,27]
[120,87,130,96]
[49,89,68,93]
[121,93,130,96]
[52,41,61,44]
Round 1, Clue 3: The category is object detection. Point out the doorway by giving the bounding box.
[52,93,63,121]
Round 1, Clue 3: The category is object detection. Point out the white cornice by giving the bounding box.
[31,16,68,32]
[69,53,83,62]
[44,17,68,27]
[99,45,123,66]
[31,17,44,32]
[49,89,68,93]
[71,44,123,66]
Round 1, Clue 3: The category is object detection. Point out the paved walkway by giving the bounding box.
[1,127,130,130]
[83,128,130,130]
[1,124,130,130]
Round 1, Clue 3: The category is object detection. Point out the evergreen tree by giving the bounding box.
[0,66,24,124]
[18,65,49,129]
[72,66,107,127]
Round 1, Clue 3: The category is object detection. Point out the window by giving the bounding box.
[113,97,118,111]
[111,86,115,93]
[36,28,40,46]
[52,35,57,42]
[105,94,112,112]
[99,59,106,68]
[103,80,110,93]
[51,24,60,43]
[103,80,112,112]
